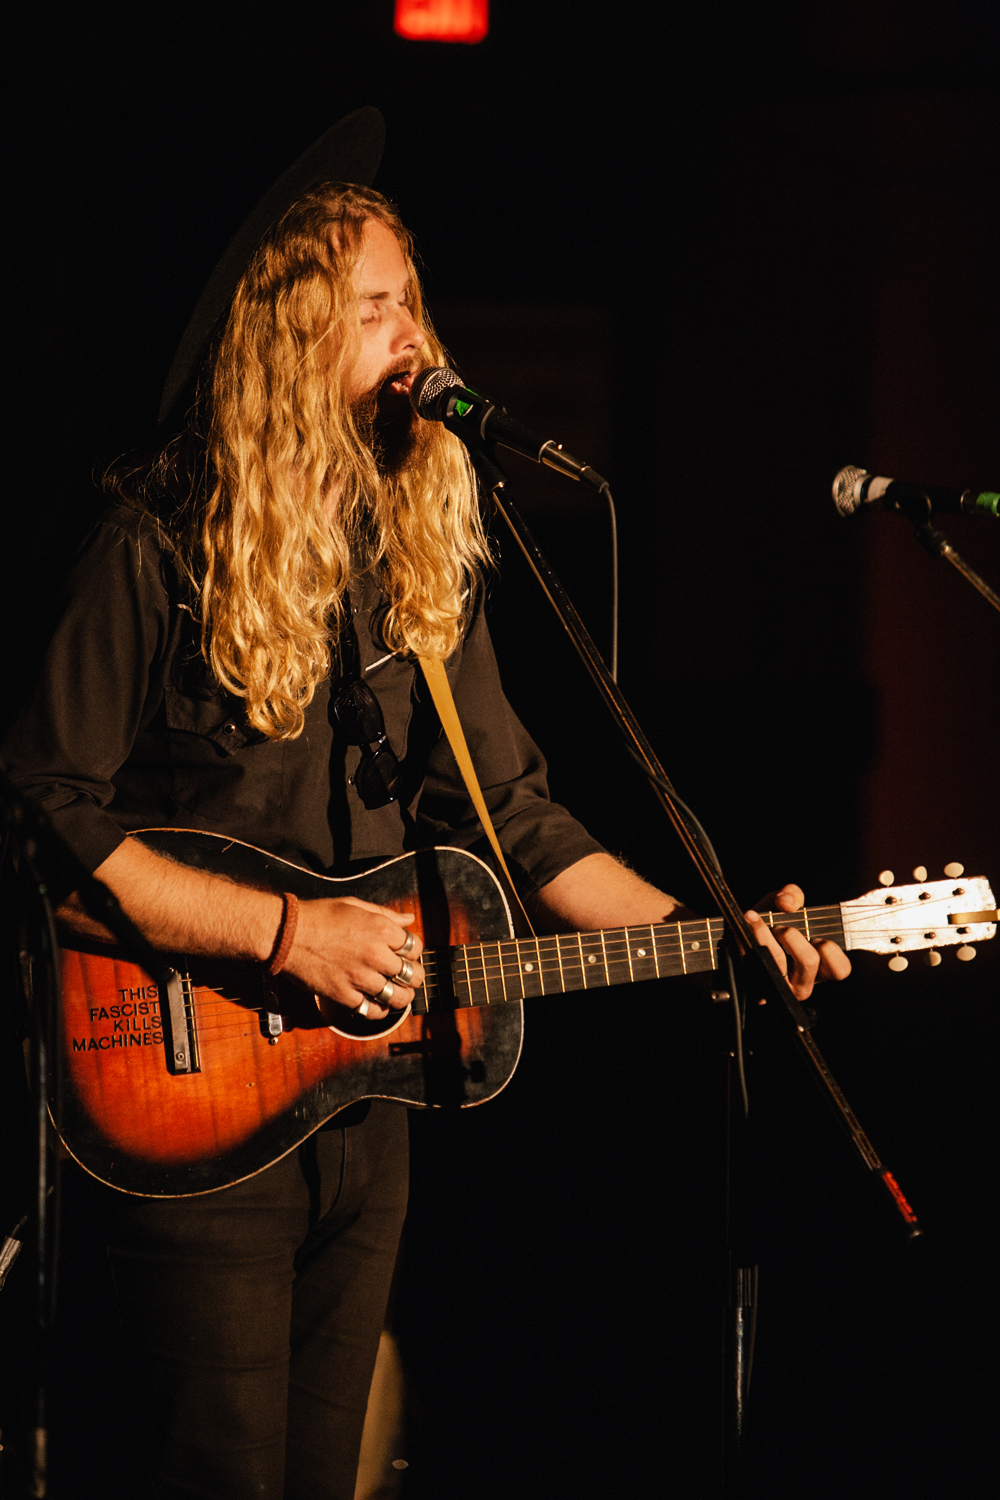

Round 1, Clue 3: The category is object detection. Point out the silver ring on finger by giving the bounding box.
[395,932,416,958]
[357,998,371,1018]
[394,959,414,986]
[375,981,395,1006]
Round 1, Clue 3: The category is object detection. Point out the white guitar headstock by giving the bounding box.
[841,867,997,971]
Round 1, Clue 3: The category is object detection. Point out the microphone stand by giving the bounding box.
[466,443,923,1492]
[873,488,1000,615]
[913,525,1000,615]
[0,771,188,1499]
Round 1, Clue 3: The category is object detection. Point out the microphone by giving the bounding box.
[409,367,609,491]
[833,465,999,521]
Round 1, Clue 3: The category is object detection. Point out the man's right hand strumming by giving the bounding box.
[58,837,424,1021]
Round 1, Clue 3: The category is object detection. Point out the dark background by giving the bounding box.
[3,2,998,1496]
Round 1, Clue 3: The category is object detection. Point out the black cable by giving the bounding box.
[601,483,619,682]
[622,741,726,878]
[724,944,750,1120]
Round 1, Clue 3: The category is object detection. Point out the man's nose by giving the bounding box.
[391,307,425,354]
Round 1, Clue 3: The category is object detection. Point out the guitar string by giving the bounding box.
[438,916,944,974]
[135,900,961,1022]
[140,899,956,1004]
[115,928,964,1038]
[94,890,975,1011]
[97,896,975,1031]
[97,893,963,1012]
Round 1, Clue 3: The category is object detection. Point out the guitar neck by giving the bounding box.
[413,904,846,1012]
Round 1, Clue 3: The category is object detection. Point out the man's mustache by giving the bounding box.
[350,361,432,478]
[352,359,425,418]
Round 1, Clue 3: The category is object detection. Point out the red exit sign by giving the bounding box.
[394,0,489,44]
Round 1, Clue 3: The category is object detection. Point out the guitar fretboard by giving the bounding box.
[411,905,846,1012]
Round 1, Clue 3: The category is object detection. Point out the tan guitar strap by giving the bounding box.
[417,655,536,937]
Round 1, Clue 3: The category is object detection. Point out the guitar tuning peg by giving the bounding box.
[878,870,895,886]
[956,945,976,962]
[912,865,927,882]
[943,861,965,878]
[924,949,941,967]
[888,955,908,972]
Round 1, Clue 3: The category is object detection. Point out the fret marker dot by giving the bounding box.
[524,963,534,972]
[587,954,597,964]
[691,941,700,951]
[636,949,646,958]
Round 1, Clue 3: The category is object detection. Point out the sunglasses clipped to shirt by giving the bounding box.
[333,677,401,810]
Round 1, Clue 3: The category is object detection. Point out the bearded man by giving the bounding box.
[1,111,848,1499]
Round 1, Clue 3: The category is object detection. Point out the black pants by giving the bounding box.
[92,1101,408,1500]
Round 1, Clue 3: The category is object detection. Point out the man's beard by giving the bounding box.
[351,367,433,480]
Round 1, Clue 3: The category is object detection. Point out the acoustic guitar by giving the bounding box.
[55,829,997,1196]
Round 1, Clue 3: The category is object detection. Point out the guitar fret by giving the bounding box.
[758,905,844,948]
[683,917,712,971]
[470,945,483,1005]
[622,927,657,984]
[495,941,508,1005]
[578,930,605,988]
[612,930,634,986]
[504,940,529,999]
[599,927,610,988]
[476,944,489,1006]
[478,946,494,1006]
[664,923,677,977]
[510,937,543,998]
[763,911,805,933]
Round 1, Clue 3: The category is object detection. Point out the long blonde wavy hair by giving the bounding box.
[113,182,488,740]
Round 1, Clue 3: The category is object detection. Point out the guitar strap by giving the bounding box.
[417,655,536,938]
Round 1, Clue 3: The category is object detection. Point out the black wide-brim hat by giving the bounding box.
[159,106,385,425]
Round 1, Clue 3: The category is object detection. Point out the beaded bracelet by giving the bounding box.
[267,892,300,976]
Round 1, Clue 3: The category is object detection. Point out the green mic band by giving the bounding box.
[972,490,999,518]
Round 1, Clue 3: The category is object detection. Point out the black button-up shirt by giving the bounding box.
[2,503,601,888]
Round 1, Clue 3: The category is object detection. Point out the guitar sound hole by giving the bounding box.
[322,999,411,1041]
